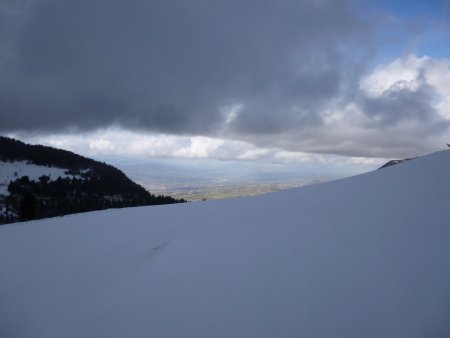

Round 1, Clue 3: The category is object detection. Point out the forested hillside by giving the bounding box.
[0,137,184,223]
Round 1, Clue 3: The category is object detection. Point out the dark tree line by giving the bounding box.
[4,175,183,223]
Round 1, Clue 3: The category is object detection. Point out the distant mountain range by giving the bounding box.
[0,136,184,224]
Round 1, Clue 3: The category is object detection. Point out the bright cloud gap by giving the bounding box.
[12,128,387,169]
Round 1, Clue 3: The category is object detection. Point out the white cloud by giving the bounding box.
[284,54,450,157]
[361,54,450,119]
[89,139,115,153]
[360,55,425,96]
[173,137,224,158]
[13,127,386,171]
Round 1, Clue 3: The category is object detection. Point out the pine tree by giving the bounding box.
[20,193,36,221]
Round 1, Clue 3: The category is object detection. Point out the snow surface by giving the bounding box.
[1,151,450,338]
[0,160,85,196]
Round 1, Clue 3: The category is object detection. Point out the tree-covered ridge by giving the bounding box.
[0,136,185,224]
[0,136,99,169]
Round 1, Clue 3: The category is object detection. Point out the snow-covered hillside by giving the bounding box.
[0,160,86,219]
[0,160,83,196]
[1,150,450,338]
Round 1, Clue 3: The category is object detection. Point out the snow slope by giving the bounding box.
[1,151,450,338]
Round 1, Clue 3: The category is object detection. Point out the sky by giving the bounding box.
[1,0,450,175]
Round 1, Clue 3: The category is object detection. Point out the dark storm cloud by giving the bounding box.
[1,0,369,134]
[1,0,448,157]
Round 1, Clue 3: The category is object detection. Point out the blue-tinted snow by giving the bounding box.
[0,151,449,338]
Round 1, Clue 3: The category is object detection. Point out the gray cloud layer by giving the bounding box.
[1,0,448,157]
